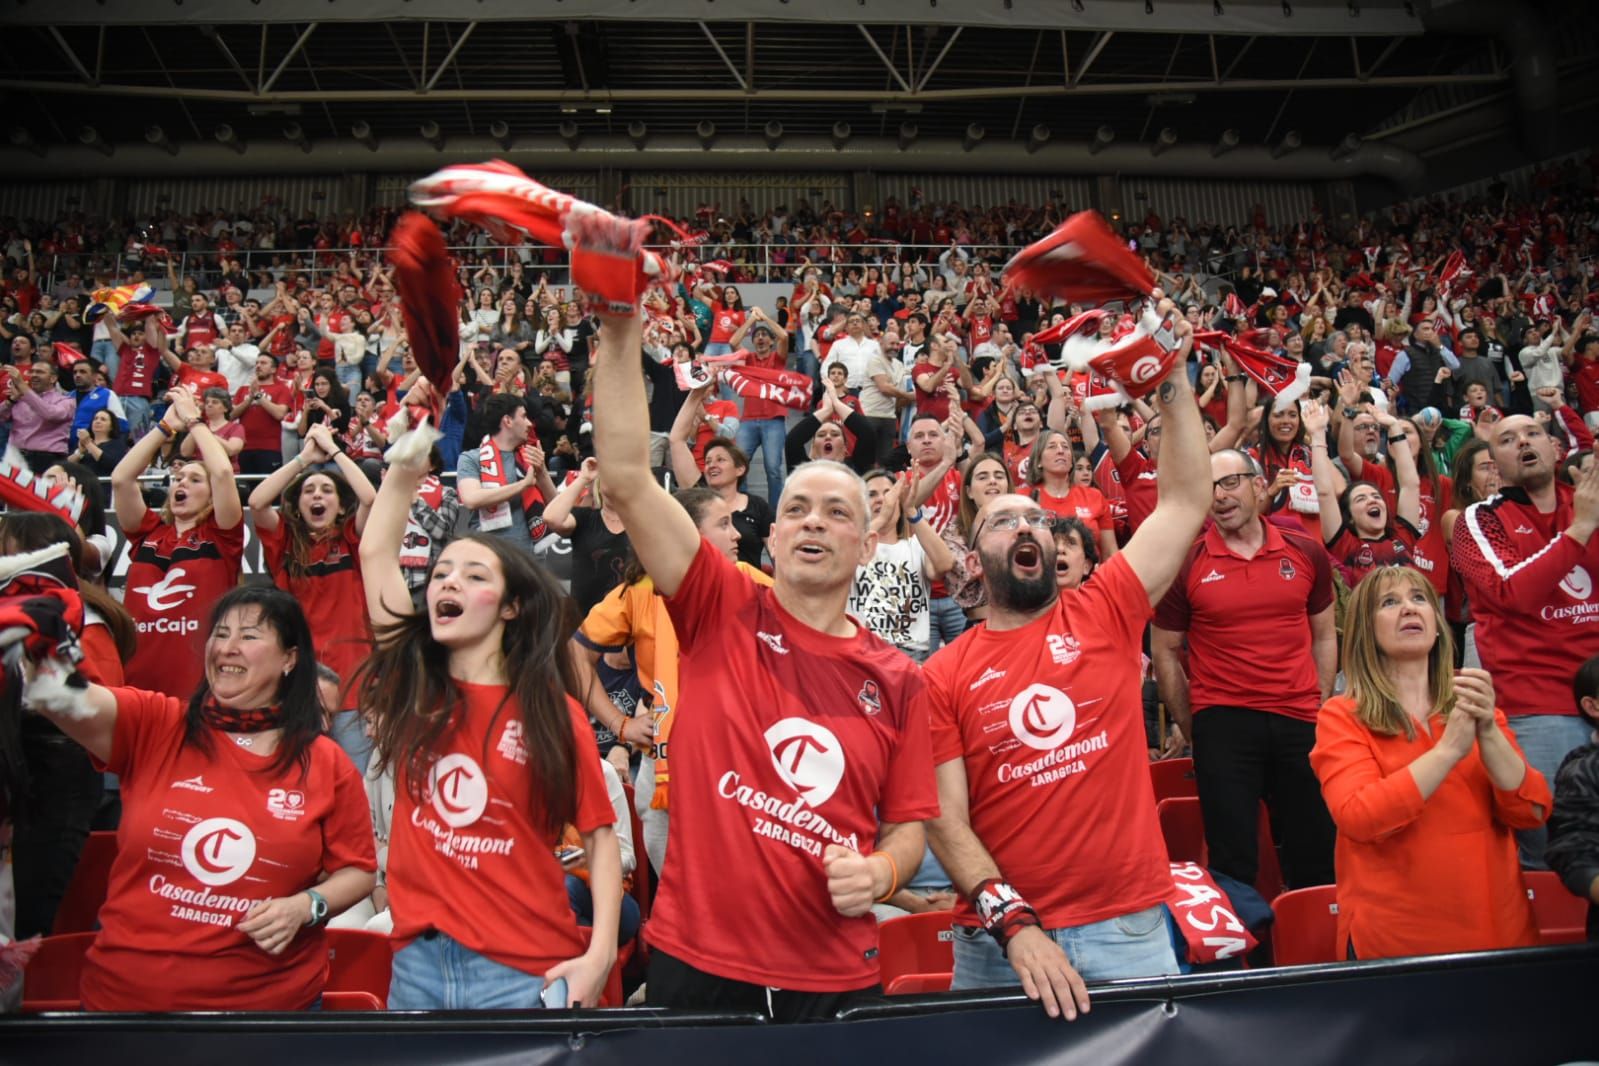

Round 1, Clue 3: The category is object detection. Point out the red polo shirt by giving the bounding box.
[1114,449,1160,535]
[1154,520,1334,721]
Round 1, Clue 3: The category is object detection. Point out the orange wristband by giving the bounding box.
[873,851,900,903]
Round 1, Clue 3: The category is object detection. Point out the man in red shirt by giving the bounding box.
[923,317,1209,1020]
[727,309,791,507]
[1453,413,1599,867]
[177,293,221,351]
[232,352,292,476]
[1152,449,1338,891]
[1095,407,1163,534]
[164,340,230,397]
[589,260,936,1022]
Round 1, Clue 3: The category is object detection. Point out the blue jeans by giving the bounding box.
[950,904,1179,990]
[1505,714,1591,869]
[735,417,788,508]
[928,596,968,653]
[120,395,153,437]
[336,363,363,397]
[91,339,120,382]
[565,875,642,945]
[795,348,820,383]
[388,931,550,1010]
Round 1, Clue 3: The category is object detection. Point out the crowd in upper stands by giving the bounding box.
[1,146,1598,1016]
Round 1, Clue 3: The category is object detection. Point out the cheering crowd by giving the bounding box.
[1,154,1598,1018]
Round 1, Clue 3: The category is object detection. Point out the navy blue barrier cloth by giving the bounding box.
[2,945,1596,1066]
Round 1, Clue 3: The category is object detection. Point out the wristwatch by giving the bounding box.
[304,888,329,927]
[908,508,925,524]
[1342,406,1360,419]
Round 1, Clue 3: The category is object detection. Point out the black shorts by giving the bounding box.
[645,947,883,1024]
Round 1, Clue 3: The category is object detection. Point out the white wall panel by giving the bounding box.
[624,171,850,222]
[874,173,1096,213]
[1117,178,1316,229]
[0,182,98,222]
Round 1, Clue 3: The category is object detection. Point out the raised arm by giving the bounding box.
[1117,320,1210,607]
[592,311,701,596]
[541,457,596,537]
[1378,411,1421,529]
[668,383,712,488]
[1301,400,1343,543]
[358,439,427,632]
[170,387,242,530]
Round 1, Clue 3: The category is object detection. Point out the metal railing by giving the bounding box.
[43,239,1029,293]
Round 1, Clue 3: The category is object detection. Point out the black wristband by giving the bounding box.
[1225,374,1248,383]
[973,877,1042,954]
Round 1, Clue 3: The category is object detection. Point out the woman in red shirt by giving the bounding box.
[357,431,621,1010]
[22,585,377,1009]
[704,286,746,357]
[1027,429,1117,561]
[1303,400,1422,587]
[1310,567,1548,960]
[111,386,245,699]
[247,423,376,733]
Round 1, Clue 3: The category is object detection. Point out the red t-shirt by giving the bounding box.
[1114,450,1161,534]
[234,382,292,452]
[80,689,375,1011]
[1003,437,1034,485]
[925,554,1170,928]
[257,518,371,697]
[708,308,747,346]
[123,511,245,698]
[1324,518,1422,587]
[919,463,963,535]
[912,362,952,422]
[739,349,792,422]
[1154,521,1333,721]
[1574,358,1599,415]
[1036,484,1111,533]
[648,539,938,991]
[1452,483,1599,718]
[181,311,220,350]
[387,683,615,973]
[692,398,741,467]
[113,342,162,399]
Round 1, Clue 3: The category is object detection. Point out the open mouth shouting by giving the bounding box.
[794,538,830,562]
[1010,537,1045,578]
[432,597,465,624]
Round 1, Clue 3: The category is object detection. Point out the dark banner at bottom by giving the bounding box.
[2,946,1597,1066]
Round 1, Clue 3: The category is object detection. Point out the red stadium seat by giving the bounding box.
[885,971,953,995]
[1157,796,1206,864]
[1157,797,1284,904]
[1149,757,1198,803]
[51,831,118,935]
[325,928,393,1007]
[1523,870,1587,946]
[320,990,384,1011]
[877,911,954,990]
[1270,885,1339,966]
[20,931,95,1012]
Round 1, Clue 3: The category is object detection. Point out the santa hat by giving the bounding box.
[1079,369,1131,412]
[1054,308,1181,404]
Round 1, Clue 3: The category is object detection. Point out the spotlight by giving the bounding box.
[213,124,245,154]
[350,121,379,151]
[145,124,178,156]
[419,120,445,150]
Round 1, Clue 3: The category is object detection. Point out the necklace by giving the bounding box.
[232,734,254,749]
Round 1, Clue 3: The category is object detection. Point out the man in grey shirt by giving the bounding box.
[455,391,557,553]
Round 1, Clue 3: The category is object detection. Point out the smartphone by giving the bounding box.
[541,977,569,1009]
[556,845,585,864]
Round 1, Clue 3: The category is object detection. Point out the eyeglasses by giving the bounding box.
[976,510,1055,538]
[1213,473,1253,491]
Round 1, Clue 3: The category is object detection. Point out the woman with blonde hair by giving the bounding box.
[1310,566,1549,960]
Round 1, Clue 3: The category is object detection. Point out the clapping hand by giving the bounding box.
[1452,669,1498,737]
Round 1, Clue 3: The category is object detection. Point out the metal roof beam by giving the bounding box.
[857,26,912,94]
[423,21,478,92]
[699,22,748,91]
[260,23,319,95]
[1073,32,1114,88]
[45,27,96,86]
[915,27,961,93]
[199,26,259,92]
[0,71,1508,105]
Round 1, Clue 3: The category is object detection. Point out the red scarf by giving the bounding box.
[201,697,282,734]
[1167,862,1258,964]
[476,438,543,532]
[399,475,446,573]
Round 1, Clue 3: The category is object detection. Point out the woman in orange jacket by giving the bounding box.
[1310,566,1550,959]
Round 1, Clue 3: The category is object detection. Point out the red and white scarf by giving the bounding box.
[399,475,447,572]
[476,439,541,532]
[1167,862,1258,964]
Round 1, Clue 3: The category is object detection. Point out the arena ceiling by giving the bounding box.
[2,0,1591,159]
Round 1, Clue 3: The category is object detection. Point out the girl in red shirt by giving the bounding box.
[357,433,621,1010]
[111,386,246,699]
[1304,401,1422,587]
[1027,429,1117,561]
[23,585,377,1010]
[704,286,746,356]
[1249,399,1332,544]
[246,423,376,718]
